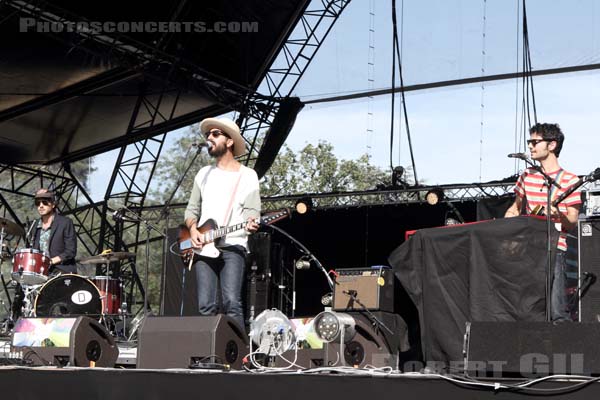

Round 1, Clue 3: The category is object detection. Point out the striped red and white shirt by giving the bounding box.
[515,167,582,251]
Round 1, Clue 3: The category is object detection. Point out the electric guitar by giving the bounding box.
[178,209,290,263]
[532,167,600,216]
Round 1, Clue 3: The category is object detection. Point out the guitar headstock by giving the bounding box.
[259,208,290,226]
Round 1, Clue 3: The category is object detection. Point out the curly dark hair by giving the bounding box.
[529,123,564,157]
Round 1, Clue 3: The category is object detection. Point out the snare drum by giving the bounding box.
[92,276,123,315]
[12,248,50,285]
[34,274,102,318]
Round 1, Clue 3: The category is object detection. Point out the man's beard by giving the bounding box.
[209,142,227,158]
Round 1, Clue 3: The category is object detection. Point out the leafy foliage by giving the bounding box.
[150,127,390,203]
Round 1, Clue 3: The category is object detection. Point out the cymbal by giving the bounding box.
[0,217,24,237]
[78,252,136,264]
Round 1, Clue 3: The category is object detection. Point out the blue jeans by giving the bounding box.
[551,251,570,321]
[194,246,246,330]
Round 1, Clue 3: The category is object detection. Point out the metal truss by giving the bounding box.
[96,84,175,311]
[239,0,353,165]
[0,163,115,256]
[137,181,517,221]
[0,0,353,313]
[97,81,170,253]
[2,0,267,130]
[259,181,517,211]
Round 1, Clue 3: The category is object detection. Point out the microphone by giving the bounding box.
[112,208,125,222]
[507,152,529,161]
[191,142,210,148]
[111,207,140,223]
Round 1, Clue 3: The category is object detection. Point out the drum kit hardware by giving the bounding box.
[0,217,139,339]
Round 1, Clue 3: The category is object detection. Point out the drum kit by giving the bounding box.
[1,216,136,337]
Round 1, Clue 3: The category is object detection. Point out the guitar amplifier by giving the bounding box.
[332,267,394,313]
[579,218,600,322]
[585,191,600,217]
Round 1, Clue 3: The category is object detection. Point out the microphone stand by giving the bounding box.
[119,206,167,319]
[263,224,334,291]
[342,289,394,336]
[155,143,205,316]
[523,160,561,322]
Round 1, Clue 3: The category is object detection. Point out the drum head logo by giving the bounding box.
[71,290,93,305]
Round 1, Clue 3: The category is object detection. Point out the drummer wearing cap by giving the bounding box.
[30,189,77,274]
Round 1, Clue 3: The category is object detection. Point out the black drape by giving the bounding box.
[161,228,198,316]
[389,216,558,366]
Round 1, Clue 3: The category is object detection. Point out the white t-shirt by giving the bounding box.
[184,165,261,249]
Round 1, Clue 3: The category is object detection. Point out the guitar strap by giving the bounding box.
[221,171,243,228]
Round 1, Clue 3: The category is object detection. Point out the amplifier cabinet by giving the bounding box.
[332,267,394,313]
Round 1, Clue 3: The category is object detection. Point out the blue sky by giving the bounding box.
[88,0,600,200]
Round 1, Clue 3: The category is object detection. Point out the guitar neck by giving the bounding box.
[209,221,247,241]
[200,210,288,242]
[552,177,586,207]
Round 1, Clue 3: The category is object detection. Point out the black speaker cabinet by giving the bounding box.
[137,315,248,369]
[465,321,600,377]
[325,315,398,368]
[332,268,394,312]
[11,316,118,367]
[579,219,600,322]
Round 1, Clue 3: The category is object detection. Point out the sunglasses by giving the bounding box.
[34,199,52,206]
[526,138,551,146]
[204,129,230,139]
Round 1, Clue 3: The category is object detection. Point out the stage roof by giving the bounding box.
[0,0,309,164]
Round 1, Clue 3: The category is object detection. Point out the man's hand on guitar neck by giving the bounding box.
[245,217,260,234]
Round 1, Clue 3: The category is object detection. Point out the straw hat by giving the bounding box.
[199,117,246,157]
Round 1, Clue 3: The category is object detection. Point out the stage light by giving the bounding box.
[425,188,444,206]
[313,311,356,343]
[321,292,333,306]
[295,258,311,270]
[295,197,313,214]
[249,309,296,356]
[445,217,461,226]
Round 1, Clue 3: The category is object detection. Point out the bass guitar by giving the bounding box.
[178,208,290,263]
[532,167,600,216]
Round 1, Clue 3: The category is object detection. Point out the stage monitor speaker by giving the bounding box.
[325,315,398,368]
[248,232,272,276]
[137,315,248,369]
[465,321,600,377]
[332,268,394,312]
[579,219,600,322]
[11,316,118,367]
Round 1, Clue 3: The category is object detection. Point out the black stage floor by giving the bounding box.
[2,367,600,400]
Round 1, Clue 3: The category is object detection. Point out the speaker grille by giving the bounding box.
[579,219,600,322]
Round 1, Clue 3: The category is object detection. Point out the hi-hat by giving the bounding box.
[78,252,136,264]
[0,217,24,237]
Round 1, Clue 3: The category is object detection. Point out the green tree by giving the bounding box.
[261,141,389,196]
[150,124,212,205]
[150,129,390,201]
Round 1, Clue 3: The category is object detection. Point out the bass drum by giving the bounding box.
[34,274,102,318]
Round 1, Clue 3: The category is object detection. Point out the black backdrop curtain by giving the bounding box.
[161,227,198,316]
[389,216,558,366]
